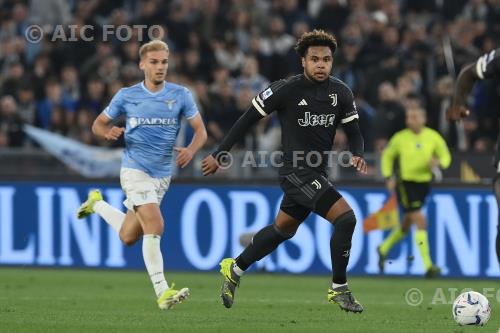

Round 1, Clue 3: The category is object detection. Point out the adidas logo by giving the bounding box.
[298,99,308,106]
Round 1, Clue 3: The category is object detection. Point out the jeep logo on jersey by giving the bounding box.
[298,112,335,127]
[128,117,177,128]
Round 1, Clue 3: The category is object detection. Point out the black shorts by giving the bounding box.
[278,167,343,221]
[396,180,430,213]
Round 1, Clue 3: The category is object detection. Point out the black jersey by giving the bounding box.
[251,74,359,174]
[475,48,500,80]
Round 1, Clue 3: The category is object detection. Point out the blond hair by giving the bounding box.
[139,40,169,59]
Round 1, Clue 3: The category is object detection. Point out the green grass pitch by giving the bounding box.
[0,267,498,333]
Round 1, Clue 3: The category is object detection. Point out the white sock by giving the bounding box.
[142,234,169,297]
[331,282,348,290]
[93,200,125,233]
[232,264,245,277]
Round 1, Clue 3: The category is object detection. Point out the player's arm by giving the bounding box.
[339,85,366,174]
[447,49,499,120]
[92,112,124,141]
[446,63,476,120]
[201,105,266,175]
[92,90,125,141]
[343,120,366,173]
[175,113,207,168]
[381,135,399,193]
[202,82,284,176]
[433,134,452,170]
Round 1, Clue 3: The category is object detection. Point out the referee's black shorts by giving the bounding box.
[278,167,343,222]
[396,180,430,213]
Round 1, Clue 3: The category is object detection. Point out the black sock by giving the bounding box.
[493,177,500,267]
[496,222,500,267]
[235,224,294,271]
[331,210,356,285]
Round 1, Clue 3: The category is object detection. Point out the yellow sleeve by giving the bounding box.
[434,133,451,169]
[381,134,399,178]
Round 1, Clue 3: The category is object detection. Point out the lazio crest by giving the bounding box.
[165,99,176,110]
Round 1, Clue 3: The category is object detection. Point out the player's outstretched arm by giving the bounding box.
[342,120,367,174]
[92,112,124,141]
[202,105,264,176]
[175,114,207,168]
[446,63,477,121]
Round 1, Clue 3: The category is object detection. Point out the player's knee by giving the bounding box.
[120,231,138,246]
[333,210,356,234]
[273,223,296,239]
[140,220,164,235]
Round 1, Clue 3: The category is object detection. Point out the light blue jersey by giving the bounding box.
[103,81,199,177]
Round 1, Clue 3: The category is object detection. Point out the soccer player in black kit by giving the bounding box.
[202,30,367,313]
[447,47,500,268]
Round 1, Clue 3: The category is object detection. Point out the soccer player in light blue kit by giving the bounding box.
[77,40,207,310]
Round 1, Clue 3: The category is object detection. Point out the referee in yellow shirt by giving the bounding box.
[378,107,451,278]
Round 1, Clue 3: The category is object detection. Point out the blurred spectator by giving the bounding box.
[79,76,106,115]
[17,83,36,125]
[206,82,242,146]
[31,53,54,100]
[68,107,94,144]
[373,82,406,151]
[209,66,231,95]
[180,48,205,80]
[97,55,121,84]
[230,10,252,53]
[214,34,246,74]
[80,41,113,80]
[259,16,295,80]
[120,40,140,66]
[0,61,25,98]
[315,0,350,35]
[461,0,489,21]
[60,64,80,108]
[36,78,74,129]
[281,0,310,34]
[0,95,24,147]
[232,56,269,96]
[29,0,72,30]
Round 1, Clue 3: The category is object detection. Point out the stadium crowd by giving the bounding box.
[0,0,499,154]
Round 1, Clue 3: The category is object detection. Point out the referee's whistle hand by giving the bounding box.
[351,156,367,174]
[104,126,124,141]
[202,155,219,176]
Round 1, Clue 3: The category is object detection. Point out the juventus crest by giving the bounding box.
[328,93,337,106]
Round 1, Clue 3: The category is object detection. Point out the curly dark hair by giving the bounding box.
[294,29,338,57]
